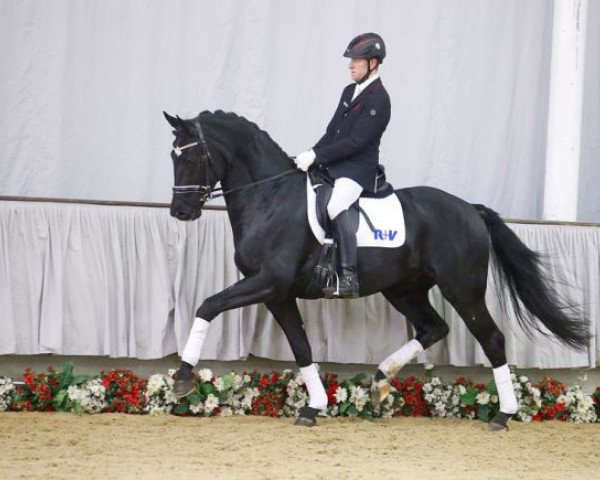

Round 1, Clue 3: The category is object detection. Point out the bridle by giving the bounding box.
[171,118,296,206]
[171,118,215,204]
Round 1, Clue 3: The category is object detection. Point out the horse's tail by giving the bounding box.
[474,204,589,351]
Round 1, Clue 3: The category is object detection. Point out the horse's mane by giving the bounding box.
[199,110,289,158]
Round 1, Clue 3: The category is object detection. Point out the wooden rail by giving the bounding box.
[1,196,598,226]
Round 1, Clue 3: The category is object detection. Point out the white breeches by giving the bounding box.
[327,177,363,220]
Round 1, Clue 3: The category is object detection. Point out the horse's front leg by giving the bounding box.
[174,274,276,398]
[266,299,328,427]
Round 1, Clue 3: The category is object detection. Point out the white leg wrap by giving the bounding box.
[379,339,424,377]
[300,364,328,411]
[181,317,210,367]
[493,364,518,414]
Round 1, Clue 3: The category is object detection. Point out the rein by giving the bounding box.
[171,117,297,205]
[204,168,297,202]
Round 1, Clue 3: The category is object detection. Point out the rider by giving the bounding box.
[295,32,391,299]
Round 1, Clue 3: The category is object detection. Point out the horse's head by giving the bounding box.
[164,111,225,221]
[165,110,294,220]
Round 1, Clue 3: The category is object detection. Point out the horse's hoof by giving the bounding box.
[295,406,320,427]
[370,379,390,408]
[295,416,317,427]
[488,411,514,431]
[174,379,195,399]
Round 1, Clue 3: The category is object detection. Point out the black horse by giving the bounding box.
[164,110,589,429]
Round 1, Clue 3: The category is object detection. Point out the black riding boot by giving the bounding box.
[323,210,359,299]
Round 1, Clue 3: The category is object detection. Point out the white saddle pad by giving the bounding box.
[306,177,406,248]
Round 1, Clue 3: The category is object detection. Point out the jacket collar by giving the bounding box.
[349,77,382,108]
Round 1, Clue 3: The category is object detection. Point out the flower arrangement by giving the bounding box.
[12,364,94,412]
[145,371,178,415]
[285,369,309,416]
[423,375,480,420]
[556,386,597,423]
[324,373,373,418]
[67,378,106,414]
[100,369,146,414]
[1,363,598,424]
[0,375,16,412]
[169,368,260,417]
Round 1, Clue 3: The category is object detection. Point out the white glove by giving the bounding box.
[294,149,316,172]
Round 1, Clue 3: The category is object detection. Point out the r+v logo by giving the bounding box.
[374,229,398,241]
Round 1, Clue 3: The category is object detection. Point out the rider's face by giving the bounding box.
[349,58,376,82]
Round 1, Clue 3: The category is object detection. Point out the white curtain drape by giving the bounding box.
[1,201,597,368]
[0,0,598,220]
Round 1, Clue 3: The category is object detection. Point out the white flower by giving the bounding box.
[423,383,433,394]
[430,377,441,386]
[517,411,532,423]
[147,404,168,415]
[349,385,368,412]
[213,377,226,392]
[147,374,165,396]
[424,364,435,371]
[220,407,233,417]
[163,390,177,404]
[240,395,253,410]
[242,374,251,384]
[233,374,243,390]
[198,368,213,383]
[204,394,219,414]
[189,402,204,415]
[490,395,498,404]
[476,391,490,405]
[68,379,106,414]
[519,376,529,383]
[334,386,348,404]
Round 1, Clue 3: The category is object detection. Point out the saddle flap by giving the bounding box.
[306,174,405,249]
[310,170,359,236]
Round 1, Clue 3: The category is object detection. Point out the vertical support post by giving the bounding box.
[543,0,588,221]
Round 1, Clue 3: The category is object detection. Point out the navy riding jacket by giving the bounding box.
[312,78,391,192]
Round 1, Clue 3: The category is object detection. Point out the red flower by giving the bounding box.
[259,375,269,388]
[327,383,339,404]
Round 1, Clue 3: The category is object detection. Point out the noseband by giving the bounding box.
[171,118,215,203]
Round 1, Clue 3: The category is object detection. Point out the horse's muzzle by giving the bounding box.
[170,195,203,221]
[170,206,202,221]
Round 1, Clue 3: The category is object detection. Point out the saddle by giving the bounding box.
[309,166,394,235]
[307,166,395,294]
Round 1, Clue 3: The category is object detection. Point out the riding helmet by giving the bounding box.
[343,33,386,64]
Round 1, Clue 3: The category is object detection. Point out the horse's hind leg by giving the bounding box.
[441,293,518,430]
[266,298,327,427]
[372,287,449,404]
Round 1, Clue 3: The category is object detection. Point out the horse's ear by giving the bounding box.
[163,111,179,129]
[176,115,194,135]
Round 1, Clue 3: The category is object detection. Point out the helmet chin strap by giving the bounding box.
[357,59,377,85]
